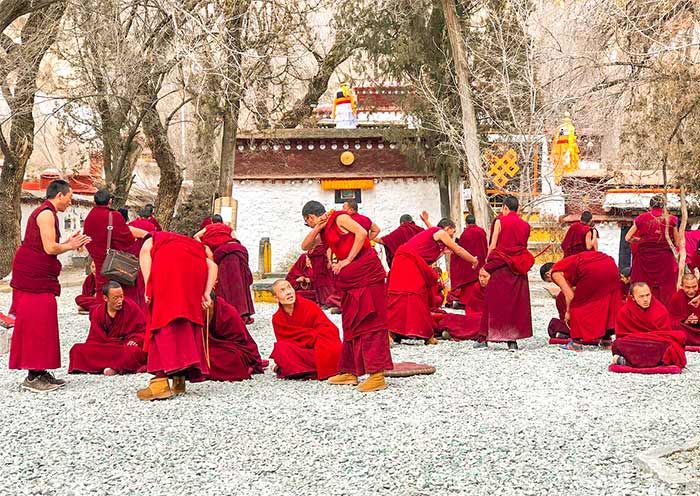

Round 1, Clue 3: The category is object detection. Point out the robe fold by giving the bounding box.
[285,254,317,302]
[381,222,424,267]
[350,213,373,233]
[439,282,485,341]
[613,298,686,368]
[68,298,147,374]
[271,296,342,379]
[449,225,488,306]
[667,289,700,346]
[307,243,343,308]
[214,241,256,319]
[200,223,234,252]
[75,273,99,311]
[561,222,594,257]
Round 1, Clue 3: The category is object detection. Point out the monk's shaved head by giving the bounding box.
[438,218,456,229]
[46,179,70,199]
[682,273,698,298]
[302,201,325,218]
[683,273,697,283]
[540,262,555,282]
[399,214,413,224]
[272,279,296,306]
[271,279,288,294]
[465,215,476,225]
[630,282,652,309]
[344,200,359,213]
[581,211,593,224]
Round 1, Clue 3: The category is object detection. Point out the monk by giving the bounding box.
[213,234,256,324]
[136,231,218,400]
[285,252,317,301]
[620,267,631,302]
[206,293,267,381]
[139,203,162,231]
[75,260,98,313]
[388,219,478,344]
[448,215,488,307]
[561,211,598,257]
[10,180,91,392]
[301,201,392,392]
[625,195,680,305]
[343,200,380,240]
[612,282,686,369]
[477,195,533,351]
[270,279,343,380]
[440,270,489,341]
[668,274,700,346]
[375,214,424,267]
[307,243,342,311]
[127,207,159,310]
[540,251,620,351]
[194,214,234,252]
[69,281,147,375]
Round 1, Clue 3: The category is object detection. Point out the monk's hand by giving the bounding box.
[68,231,91,250]
[688,314,699,324]
[332,259,351,274]
[144,294,151,304]
[565,311,570,324]
[201,292,213,310]
[691,295,700,308]
[127,341,138,347]
[296,276,305,283]
[471,258,478,269]
[420,210,429,223]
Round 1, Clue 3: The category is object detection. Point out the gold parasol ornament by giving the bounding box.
[550,112,580,184]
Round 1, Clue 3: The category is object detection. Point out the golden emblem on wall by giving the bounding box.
[484,148,519,188]
[340,151,355,166]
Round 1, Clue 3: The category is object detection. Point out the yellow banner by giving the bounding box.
[320,179,375,190]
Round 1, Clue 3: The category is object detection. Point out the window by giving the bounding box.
[335,189,361,203]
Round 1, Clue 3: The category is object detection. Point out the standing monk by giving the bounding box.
[448,215,488,307]
[375,214,424,267]
[301,201,392,392]
[625,195,680,305]
[343,200,380,240]
[213,234,256,324]
[10,180,91,392]
[477,196,534,351]
[668,273,700,346]
[387,219,478,344]
[137,232,218,400]
[561,211,598,257]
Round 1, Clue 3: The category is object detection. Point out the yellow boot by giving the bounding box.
[357,373,387,393]
[136,378,174,401]
[425,336,439,345]
[327,373,359,385]
[172,375,186,395]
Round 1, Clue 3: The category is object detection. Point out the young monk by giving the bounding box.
[620,267,631,302]
[137,231,218,401]
[75,260,98,313]
[301,201,393,392]
[343,200,380,240]
[561,211,598,257]
[612,282,686,369]
[540,251,620,351]
[440,269,489,341]
[69,281,147,376]
[307,243,343,311]
[270,280,343,380]
[668,273,700,346]
[448,215,488,307]
[212,233,256,324]
[387,218,478,344]
[375,214,424,267]
[477,196,534,351]
[625,195,680,305]
[285,253,316,301]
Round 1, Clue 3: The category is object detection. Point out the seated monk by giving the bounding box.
[441,269,489,341]
[270,280,342,380]
[69,281,147,375]
[206,293,267,381]
[612,282,687,369]
[307,243,342,312]
[620,266,631,302]
[75,260,99,313]
[668,274,700,346]
[285,253,317,302]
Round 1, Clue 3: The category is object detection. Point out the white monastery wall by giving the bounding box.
[596,222,622,266]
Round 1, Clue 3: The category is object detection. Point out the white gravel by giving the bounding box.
[1,280,699,496]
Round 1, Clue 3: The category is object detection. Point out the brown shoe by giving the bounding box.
[357,373,387,393]
[21,375,60,393]
[136,378,174,401]
[42,372,66,388]
[327,373,359,385]
[172,375,186,395]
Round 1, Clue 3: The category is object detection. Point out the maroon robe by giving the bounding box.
[213,240,255,320]
[630,208,678,305]
[285,254,317,302]
[480,212,534,342]
[439,282,486,341]
[271,296,343,379]
[307,243,343,308]
[668,289,700,346]
[322,211,392,375]
[75,273,99,311]
[200,223,234,252]
[10,201,62,370]
[561,222,594,258]
[207,298,267,381]
[68,298,147,374]
[613,297,686,368]
[350,213,373,233]
[449,225,488,306]
[127,218,157,310]
[381,222,424,267]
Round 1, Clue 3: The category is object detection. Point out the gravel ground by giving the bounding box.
[667,447,700,482]
[1,281,699,496]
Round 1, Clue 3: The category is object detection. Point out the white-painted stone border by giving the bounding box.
[637,437,700,490]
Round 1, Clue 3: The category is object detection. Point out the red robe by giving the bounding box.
[480,212,534,342]
[439,282,485,341]
[613,298,686,368]
[213,240,255,319]
[307,244,342,308]
[381,222,424,267]
[145,232,210,380]
[285,254,317,302]
[551,251,620,341]
[200,223,234,252]
[449,225,488,306]
[75,273,99,311]
[322,211,392,375]
[351,213,373,233]
[207,298,267,381]
[630,208,678,305]
[667,289,700,346]
[387,227,443,340]
[68,298,147,374]
[271,296,343,379]
[10,201,62,370]
[561,222,594,258]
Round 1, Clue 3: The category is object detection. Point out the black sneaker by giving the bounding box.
[42,372,66,388]
[507,341,518,352]
[473,341,488,349]
[21,375,60,393]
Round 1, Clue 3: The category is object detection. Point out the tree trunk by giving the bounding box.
[448,162,463,228]
[440,0,490,230]
[437,161,451,219]
[219,99,240,199]
[677,185,688,287]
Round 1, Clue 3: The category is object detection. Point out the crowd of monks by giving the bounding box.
[5,180,697,397]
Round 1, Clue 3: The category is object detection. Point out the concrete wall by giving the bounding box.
[596,222,622,266]
[233,177,443,272]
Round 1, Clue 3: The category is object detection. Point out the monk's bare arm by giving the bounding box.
[551,271,574,309]
[203,259,218,308]
[420,211,433,228]
[37,210,91,255]
[436,230,477,264]
[624,224,638,242]
[369,223,381,241]
[129,226,149,239]
[673,226,681,248]
[301,223,324,251]
[488,219,501,255]
[336,214,367,265]
[586,230,598,251]
[139,238,153,300]
[374,236,385,245]
[193,228,206,241]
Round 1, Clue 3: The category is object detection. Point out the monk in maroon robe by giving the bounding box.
[343,200,380,240]
[75,261,99,312]
[206,294,267,381]
[307,243,343,310]
[668,274,700,346]
[69,282,147,375]
[612,282,686,368]
[448,215,488,307]
[302,201,392,392]
[440,271,489,341]
[626,196,680,305]
[270,280,342,380]
[541,251,620,350]
[194,214,234,252]
[213,237,256,324]
[137,232,218,400]
[127,215,158,310]
[561,211,598,257]
[388,219,478,344]
[285,253,317,301]
[10,180,91,392]
[375,214,424,267]
[478,196,534,351]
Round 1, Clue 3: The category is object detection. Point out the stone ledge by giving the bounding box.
[636,437,700,491]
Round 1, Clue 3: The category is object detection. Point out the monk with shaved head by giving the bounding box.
[667,273,700,346]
